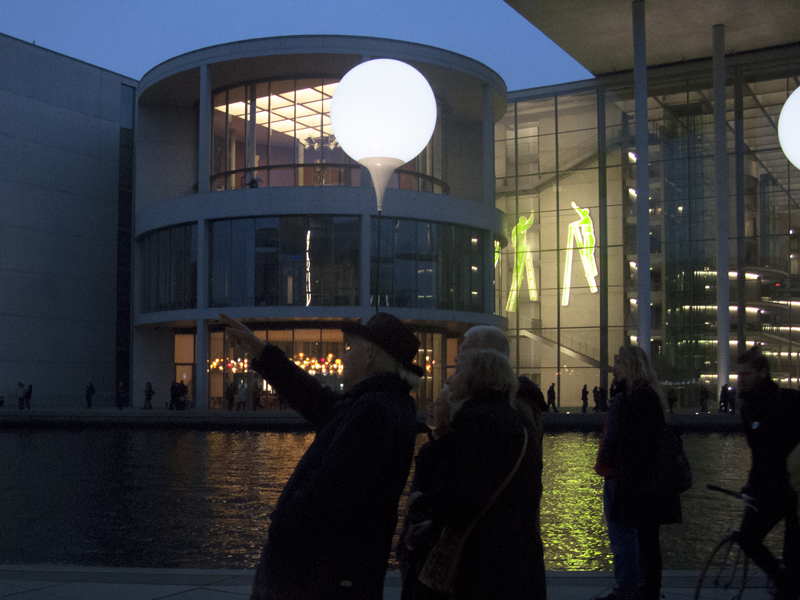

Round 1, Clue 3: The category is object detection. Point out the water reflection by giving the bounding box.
[0,429,782,570]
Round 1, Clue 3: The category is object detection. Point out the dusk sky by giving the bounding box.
[0,0,592,91]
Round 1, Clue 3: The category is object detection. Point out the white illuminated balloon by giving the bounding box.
[779,87,800,170]
[331,59,437,211]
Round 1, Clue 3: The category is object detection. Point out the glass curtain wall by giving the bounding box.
[371,217,486,312]
[498,53,800,408]
[209,215,360,308]
[211,79,446,194]
[140,224,198,313]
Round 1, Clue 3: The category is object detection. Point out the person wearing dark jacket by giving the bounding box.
[595,346,680,600]
[222,312,421,600]
[397,384,455,600]
[408,348,543,600]
[736,347,800,600]
[456,325,547,599]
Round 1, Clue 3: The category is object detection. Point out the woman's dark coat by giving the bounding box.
[599,383,682,525]
[410,388,545,600]
[250,344,418,600]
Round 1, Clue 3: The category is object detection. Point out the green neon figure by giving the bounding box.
[506,213,538,312]
[562,201,599,306]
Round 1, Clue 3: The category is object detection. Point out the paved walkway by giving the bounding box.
[0,565,773,599]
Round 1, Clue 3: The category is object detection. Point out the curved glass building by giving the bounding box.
[133,36,508,409]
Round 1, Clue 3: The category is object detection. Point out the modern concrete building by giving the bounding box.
[2,1,799,410]
[0,33,136,407]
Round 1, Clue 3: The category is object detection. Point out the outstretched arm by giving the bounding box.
[220,313,267,358]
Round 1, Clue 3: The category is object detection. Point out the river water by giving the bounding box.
[0,429,782,570]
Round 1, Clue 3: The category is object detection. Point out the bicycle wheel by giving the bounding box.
[695,533,750,600]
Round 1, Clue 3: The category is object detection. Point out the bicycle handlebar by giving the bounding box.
[707,484,743,499]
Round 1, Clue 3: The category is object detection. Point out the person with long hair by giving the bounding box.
[595,346,681,600]
[407,349,543,600]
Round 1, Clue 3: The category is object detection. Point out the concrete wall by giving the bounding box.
[135,105,199,210]
[0,34,136,408]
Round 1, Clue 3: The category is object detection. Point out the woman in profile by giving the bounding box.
[595,346,681,600]
[406,349,543,600]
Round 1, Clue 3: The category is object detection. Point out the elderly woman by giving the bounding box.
[407,349,543,600]
[595,346,681,600]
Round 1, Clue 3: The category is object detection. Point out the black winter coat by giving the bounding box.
[740,379,800,501]
[410,389,545,600]
[599,383,682,525]
[251,344,418,600]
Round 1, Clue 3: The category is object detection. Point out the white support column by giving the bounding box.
[195,219,209,409]
[198,64,211,194]
[633,0,651,355]
[714,24,731,388]
[483,83,496,312]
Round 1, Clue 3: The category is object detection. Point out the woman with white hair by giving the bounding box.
[407,349,544,600]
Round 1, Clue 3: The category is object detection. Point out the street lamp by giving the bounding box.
[779,86,800,170]
[330,58,437,212]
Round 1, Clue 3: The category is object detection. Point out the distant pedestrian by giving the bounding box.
[236,381,247,410]
[16,381,25,410]
[85,381,95,408]
[598,386,609,412]
[546,382,558,412]
[719,384,729,413]
[116,381,127,410]
[23,385,32,409]
[667,388,677,414]
[225,381,235,411]
[177,380,188,410]
[144,382,155,410]
[252,385,262,411]
[170,381,179,410]
[699,386,709,413]
[593,386,600,412]
[581,384,589,413]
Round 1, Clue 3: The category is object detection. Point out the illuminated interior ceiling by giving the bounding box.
[506,0,800,220]
[215,83,339,145]
[503,0,800,76]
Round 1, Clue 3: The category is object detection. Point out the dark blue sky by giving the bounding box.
[1,0,592,91]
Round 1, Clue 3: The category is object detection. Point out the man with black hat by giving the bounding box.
[221,312,421,600]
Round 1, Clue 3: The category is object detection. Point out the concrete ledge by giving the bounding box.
[0,407,744,433]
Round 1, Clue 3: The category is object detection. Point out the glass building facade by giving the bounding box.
[497,48,800,406]
[132,37,506,411]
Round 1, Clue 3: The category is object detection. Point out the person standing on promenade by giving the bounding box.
[23,384,32,409]
[221,312,420,600]
[455,325,547,600]
[16,381,25,410]
[85,381,95,408]
[736,347,800,600]
[546,382,558,412]
[143,382,155,410]
[581,384,589,413]
[595,346,681,600]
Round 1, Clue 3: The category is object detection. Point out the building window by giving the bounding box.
[372,217,485,312]
[140,224,198,313]
[210,79,447,194]
[209,215,360,308]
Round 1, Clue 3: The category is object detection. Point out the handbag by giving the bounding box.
[418,428,528,595]
[641,425,693,496]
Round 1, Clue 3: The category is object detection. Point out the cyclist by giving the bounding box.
[736,347,800,600]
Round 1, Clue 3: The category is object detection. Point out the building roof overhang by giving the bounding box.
[504,0,800,76]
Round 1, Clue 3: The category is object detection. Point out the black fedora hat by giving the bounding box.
[341,313,424,377]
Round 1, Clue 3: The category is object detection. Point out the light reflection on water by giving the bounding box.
[0,429,781,570]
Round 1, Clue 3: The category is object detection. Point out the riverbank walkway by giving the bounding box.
[0,405,743,432]
[0,565,760,599]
